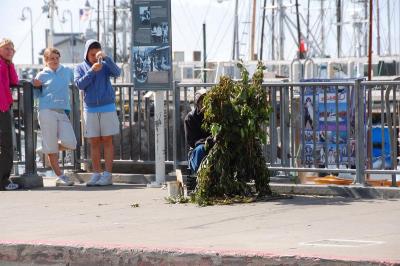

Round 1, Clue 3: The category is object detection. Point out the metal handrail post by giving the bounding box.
[172,81,180,171]
[71,85,82,171]
[13,81,43,188]
[23,82,36,175]
[282,82,291,169]
[355,79,366,185]
[269,86,278,165]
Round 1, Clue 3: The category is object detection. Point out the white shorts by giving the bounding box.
[38,109,77,154]
[83,111,120,138]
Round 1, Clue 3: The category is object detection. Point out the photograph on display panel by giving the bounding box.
[151,22,169,44]
[304,96,315,131]
[132,45,171,85]
[139,6,151,25]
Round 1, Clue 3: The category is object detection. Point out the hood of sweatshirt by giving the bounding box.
[83,39,101,64]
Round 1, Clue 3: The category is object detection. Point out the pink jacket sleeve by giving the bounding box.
[9,63,19,86]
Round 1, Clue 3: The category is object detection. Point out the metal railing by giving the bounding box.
[12,79,400,187]
[174,80,400,187]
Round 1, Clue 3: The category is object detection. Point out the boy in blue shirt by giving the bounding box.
[74,40,121,186]
[33,48,77,186]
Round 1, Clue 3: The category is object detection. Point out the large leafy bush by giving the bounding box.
[193,62,272,206]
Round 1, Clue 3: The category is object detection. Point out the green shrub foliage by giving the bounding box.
[193,62,272,206]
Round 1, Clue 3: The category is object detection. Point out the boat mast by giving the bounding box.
[367,0,373,80]
[306,0,310,42]
[232,0,239,60]
[271,0,276,60]
[295,0,302,59]
[387,0,391,55]
[376,0,381,56]
[278,0,285,60]
[364,0,368,56]
[320,0,325,57]
[250,0,257,60]
[259,0,267,60]
[336,0,342,57]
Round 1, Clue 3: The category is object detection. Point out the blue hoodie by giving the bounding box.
[74,39,121,108]
[34,65,73,111]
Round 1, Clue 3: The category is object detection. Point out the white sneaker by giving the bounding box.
[5,182,19,191]
[95,171,113,186]
[55,175,74,186]
[86,172,102,187]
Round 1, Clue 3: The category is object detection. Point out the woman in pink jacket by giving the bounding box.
[0,38,19,190]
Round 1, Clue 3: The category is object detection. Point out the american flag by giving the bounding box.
[79,0,92,21]
[79,8,91,21]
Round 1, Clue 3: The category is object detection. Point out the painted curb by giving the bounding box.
[0,242,398,266]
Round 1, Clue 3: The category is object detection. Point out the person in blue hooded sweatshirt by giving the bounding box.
[74,40,121,186]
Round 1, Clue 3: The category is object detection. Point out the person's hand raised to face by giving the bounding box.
[87,48,104,72]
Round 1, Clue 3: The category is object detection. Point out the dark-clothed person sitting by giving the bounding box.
[184,89,211,173]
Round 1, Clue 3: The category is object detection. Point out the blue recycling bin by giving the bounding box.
[372,127,392,168]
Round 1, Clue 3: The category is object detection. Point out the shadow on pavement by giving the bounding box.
[271,194,397,206]
[31,183,148,192]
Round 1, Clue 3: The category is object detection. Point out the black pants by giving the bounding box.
[0,111,13,190]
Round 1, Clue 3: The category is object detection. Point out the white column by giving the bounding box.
[304,60,314,79]
[347,61,355,78]
[327,62,334,79]
[148,91,166,187]
[291,61,301,82]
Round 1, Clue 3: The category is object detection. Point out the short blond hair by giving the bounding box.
[0,38,15,50]
[43,47,61,62]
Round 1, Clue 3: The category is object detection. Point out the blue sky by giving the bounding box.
[1,0,399,64]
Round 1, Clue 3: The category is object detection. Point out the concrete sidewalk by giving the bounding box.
[0,178,399,265]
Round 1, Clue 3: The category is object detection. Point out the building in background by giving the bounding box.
[41,29,86,64]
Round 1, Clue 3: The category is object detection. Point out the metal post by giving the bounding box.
[320,0,325,56]
[148,91,165,187]
[387,0,391,55]
[23,82,35,174]
[250,0,257,60]
[278,0,285,60]
[113,0,117,61]
[232,0,239,61]
[259,0,267,60]
[144,92,151,161]
[376,0,381,56]
[271,0,276,60]
[71,86,82,172]
[13,82,43,188]
[203,23,207,83]
[364,0,368,56]
[295,0,302,59]
[336,0,342,58]
[367,0,373,80]
[48,0,55,47]
[355,79,365,185]
[97,0,100,40]
[172,81,180,171]
[282,82,290,171]
[270,87,277,164]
